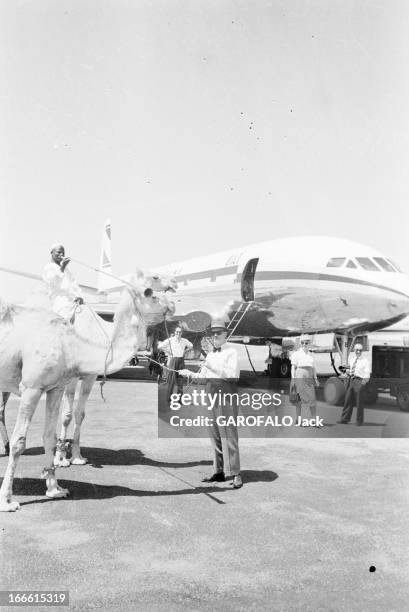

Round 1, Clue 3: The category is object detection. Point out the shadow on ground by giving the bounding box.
[22,446,213,469]
[5,470,278,507]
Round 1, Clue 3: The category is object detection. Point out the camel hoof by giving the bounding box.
[71,457,87,465]
[46,487,70,499]
[0,500,21,512]
[53,458,71,468]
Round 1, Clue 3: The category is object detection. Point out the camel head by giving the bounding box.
[123,269,178,294]
[144,272,178,293]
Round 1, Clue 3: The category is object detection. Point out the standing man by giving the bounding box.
[159,326,193,399]
[43,244,83,320]
[179,318,242,489]
[338,343,370,426]
[142,288,173,354]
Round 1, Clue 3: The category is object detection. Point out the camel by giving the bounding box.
[1,272,177,466]
[0,274,165,512]
[52,273,176,468]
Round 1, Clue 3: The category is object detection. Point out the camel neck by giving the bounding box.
[73,293,144,376]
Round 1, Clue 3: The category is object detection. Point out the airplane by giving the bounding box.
[153,235,409,339]
[94,224,409,337]
[2,221,409,405]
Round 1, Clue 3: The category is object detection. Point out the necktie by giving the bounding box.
[213,347,221,353]
[351,357,358,377]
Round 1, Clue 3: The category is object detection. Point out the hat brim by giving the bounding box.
[209,326,228,332]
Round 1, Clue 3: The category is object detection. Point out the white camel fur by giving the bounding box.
[0,392,10,456]
[54,273,175,468]
[0,278,149,512]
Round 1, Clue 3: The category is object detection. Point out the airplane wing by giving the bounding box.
[0,266,98,295]
[0,266,42,282]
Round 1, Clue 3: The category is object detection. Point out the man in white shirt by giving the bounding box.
[159,326,193,398]
[179,318,242,489]
[338,343,371,426]
[43,244,83,320]
[142,288,174,354]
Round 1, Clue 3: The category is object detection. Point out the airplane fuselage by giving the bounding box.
[154,236,409,338]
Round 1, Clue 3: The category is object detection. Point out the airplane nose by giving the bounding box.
[392,292,409,320]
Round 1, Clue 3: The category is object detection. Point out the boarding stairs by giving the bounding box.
[226,301,254,338]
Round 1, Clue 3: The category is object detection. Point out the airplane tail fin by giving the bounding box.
[97,218,114,293]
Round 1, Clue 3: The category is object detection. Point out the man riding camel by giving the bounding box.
[42,244,84,320]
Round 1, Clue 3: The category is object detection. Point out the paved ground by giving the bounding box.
[1,381,409,611]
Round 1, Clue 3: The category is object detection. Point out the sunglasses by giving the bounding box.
[301,341,310,345]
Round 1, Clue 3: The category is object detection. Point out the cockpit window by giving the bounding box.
[346,259,357,268]
[373,257,396,272]
[386,258,402,272]
[356,257,380,271]
[326,257,346,268]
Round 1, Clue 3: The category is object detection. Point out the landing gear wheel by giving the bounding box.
[323,377,346,406]
[397,390,409,412]
[279,359,291,378]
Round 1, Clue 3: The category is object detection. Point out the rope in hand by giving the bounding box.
[143,354,181,374]
[69,302,82,325]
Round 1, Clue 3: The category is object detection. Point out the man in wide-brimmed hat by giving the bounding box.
[179,317,242,489]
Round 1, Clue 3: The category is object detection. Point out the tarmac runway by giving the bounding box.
[1,381,409,611]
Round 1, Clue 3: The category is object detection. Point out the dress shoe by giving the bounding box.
[336,420,349,424]
[202,472,225,483]
[232,474,243,489]
[356,422,363,426]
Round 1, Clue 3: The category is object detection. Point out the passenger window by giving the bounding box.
[373,257,395,272]
[386,258,402,272]
[346,259,357,268]
[356,257,380,271]
[326,257,346,268]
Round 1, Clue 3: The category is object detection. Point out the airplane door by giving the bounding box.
[241,258,259,302]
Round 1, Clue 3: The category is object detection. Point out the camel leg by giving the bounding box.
[0,388,42,512]
[1,392,10,456]
[54,380,77,468]
[71,375,96,465]
[42,387,69,499]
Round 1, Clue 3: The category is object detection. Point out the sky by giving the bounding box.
[1,0,409,301]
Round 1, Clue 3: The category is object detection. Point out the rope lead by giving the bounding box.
[100,379,106,402]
